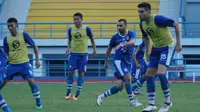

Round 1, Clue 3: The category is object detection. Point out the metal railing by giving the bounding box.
[0,22,139,39]
[0,21,200,39]
[26,57,200,82]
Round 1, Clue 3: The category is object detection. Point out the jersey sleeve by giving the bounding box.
[3,37,9,54]
[155,15,175,27]
[68,27,72,41]
[129,31,136,39]
[109,36,117,48]
[86,26,93,39]
[23,32,35,46]
[140,22,148,37]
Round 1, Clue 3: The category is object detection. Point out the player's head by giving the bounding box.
[138,2,151,21]
[7,17,18,34]
[73,12,83,27]
[117,19,127,33]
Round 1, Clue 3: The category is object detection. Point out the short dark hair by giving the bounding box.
[7,17,18,23]
[138,2,151,10]
[73,12,83,19]
[118,19,127,25]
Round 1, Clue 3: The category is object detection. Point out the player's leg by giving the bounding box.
[21,63,42,109]
[0,94,11,112]
[26,78,42,109]
[157,45,175,112]
[65,54,77,99]
[142,53,159,112]
[0,65,15,90]
[73,54,88,100]
[131,62,137,83]
[132,60,148,95]
[116,61,142,107]
[96,75,124,106]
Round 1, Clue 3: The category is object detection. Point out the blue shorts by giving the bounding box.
[114,60,131,80]
[68,53,88,72]
[4,62,34,80]
[149,44,175,68]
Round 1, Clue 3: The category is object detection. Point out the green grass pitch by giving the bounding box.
[1,83,200,112]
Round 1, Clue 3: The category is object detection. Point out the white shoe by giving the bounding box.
[158,102,172,112]
[96,95,103,106]
[130,99,142,107]
[142,105,157,112]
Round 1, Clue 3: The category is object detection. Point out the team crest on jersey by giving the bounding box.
[12,40,20,49]
[146,28,154,36]
[74,32,82,39]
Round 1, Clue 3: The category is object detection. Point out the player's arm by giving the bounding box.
[122,32,136,47]
[140,23,150,61]
[66,28,72,55]
[3,37,9,63]
[23,32,40,68]
[173,22,181,52]
[104,37,116,69]
[3,37,9,56]
[87,27,96,57]
[155,15,182,52]
[133,46,140,68]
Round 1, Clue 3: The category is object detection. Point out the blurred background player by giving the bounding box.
[0,17,42,109]
[65,12,96,100]
[96,19,142,107]
[131,38,153,95]
[0,49,11,112]
[138,2,182,112]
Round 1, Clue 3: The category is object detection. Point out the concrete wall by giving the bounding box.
[0,0,32,37]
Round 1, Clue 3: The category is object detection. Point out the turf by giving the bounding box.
[1,83,200,112]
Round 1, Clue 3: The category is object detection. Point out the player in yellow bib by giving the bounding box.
[138,2,182,112]
[65,13,96,100]
[1,17,42,109]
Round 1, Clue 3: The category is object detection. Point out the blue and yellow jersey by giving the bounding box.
[140,15,174,48]
[109,30,136,64]
[3,32,35,64]
[68,25,93,54]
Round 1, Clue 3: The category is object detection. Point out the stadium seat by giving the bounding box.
[25,0,160,39]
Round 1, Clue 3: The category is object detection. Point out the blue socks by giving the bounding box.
[29,83,41,106]
[75,76,84,97]
[132,77,146,92]
[0,94,11,112]
[158,74,171,104]
[66,75,84,98]
[66,75,74,96]
[101,86,122,98]
[146,76,156,105]
[125,83,134,102]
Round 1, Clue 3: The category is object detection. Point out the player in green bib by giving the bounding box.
[1,17,42,109]
[65,13,96,100]
[138,2,182,112]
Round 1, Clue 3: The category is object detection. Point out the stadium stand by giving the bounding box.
[25,0,160,39]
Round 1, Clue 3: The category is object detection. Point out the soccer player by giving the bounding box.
[1,17,42,109]
[65,12,96,100]
[131,38,153,95]
[96,19,142,107]
[0,49,11,112]
[138,2,182,112]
